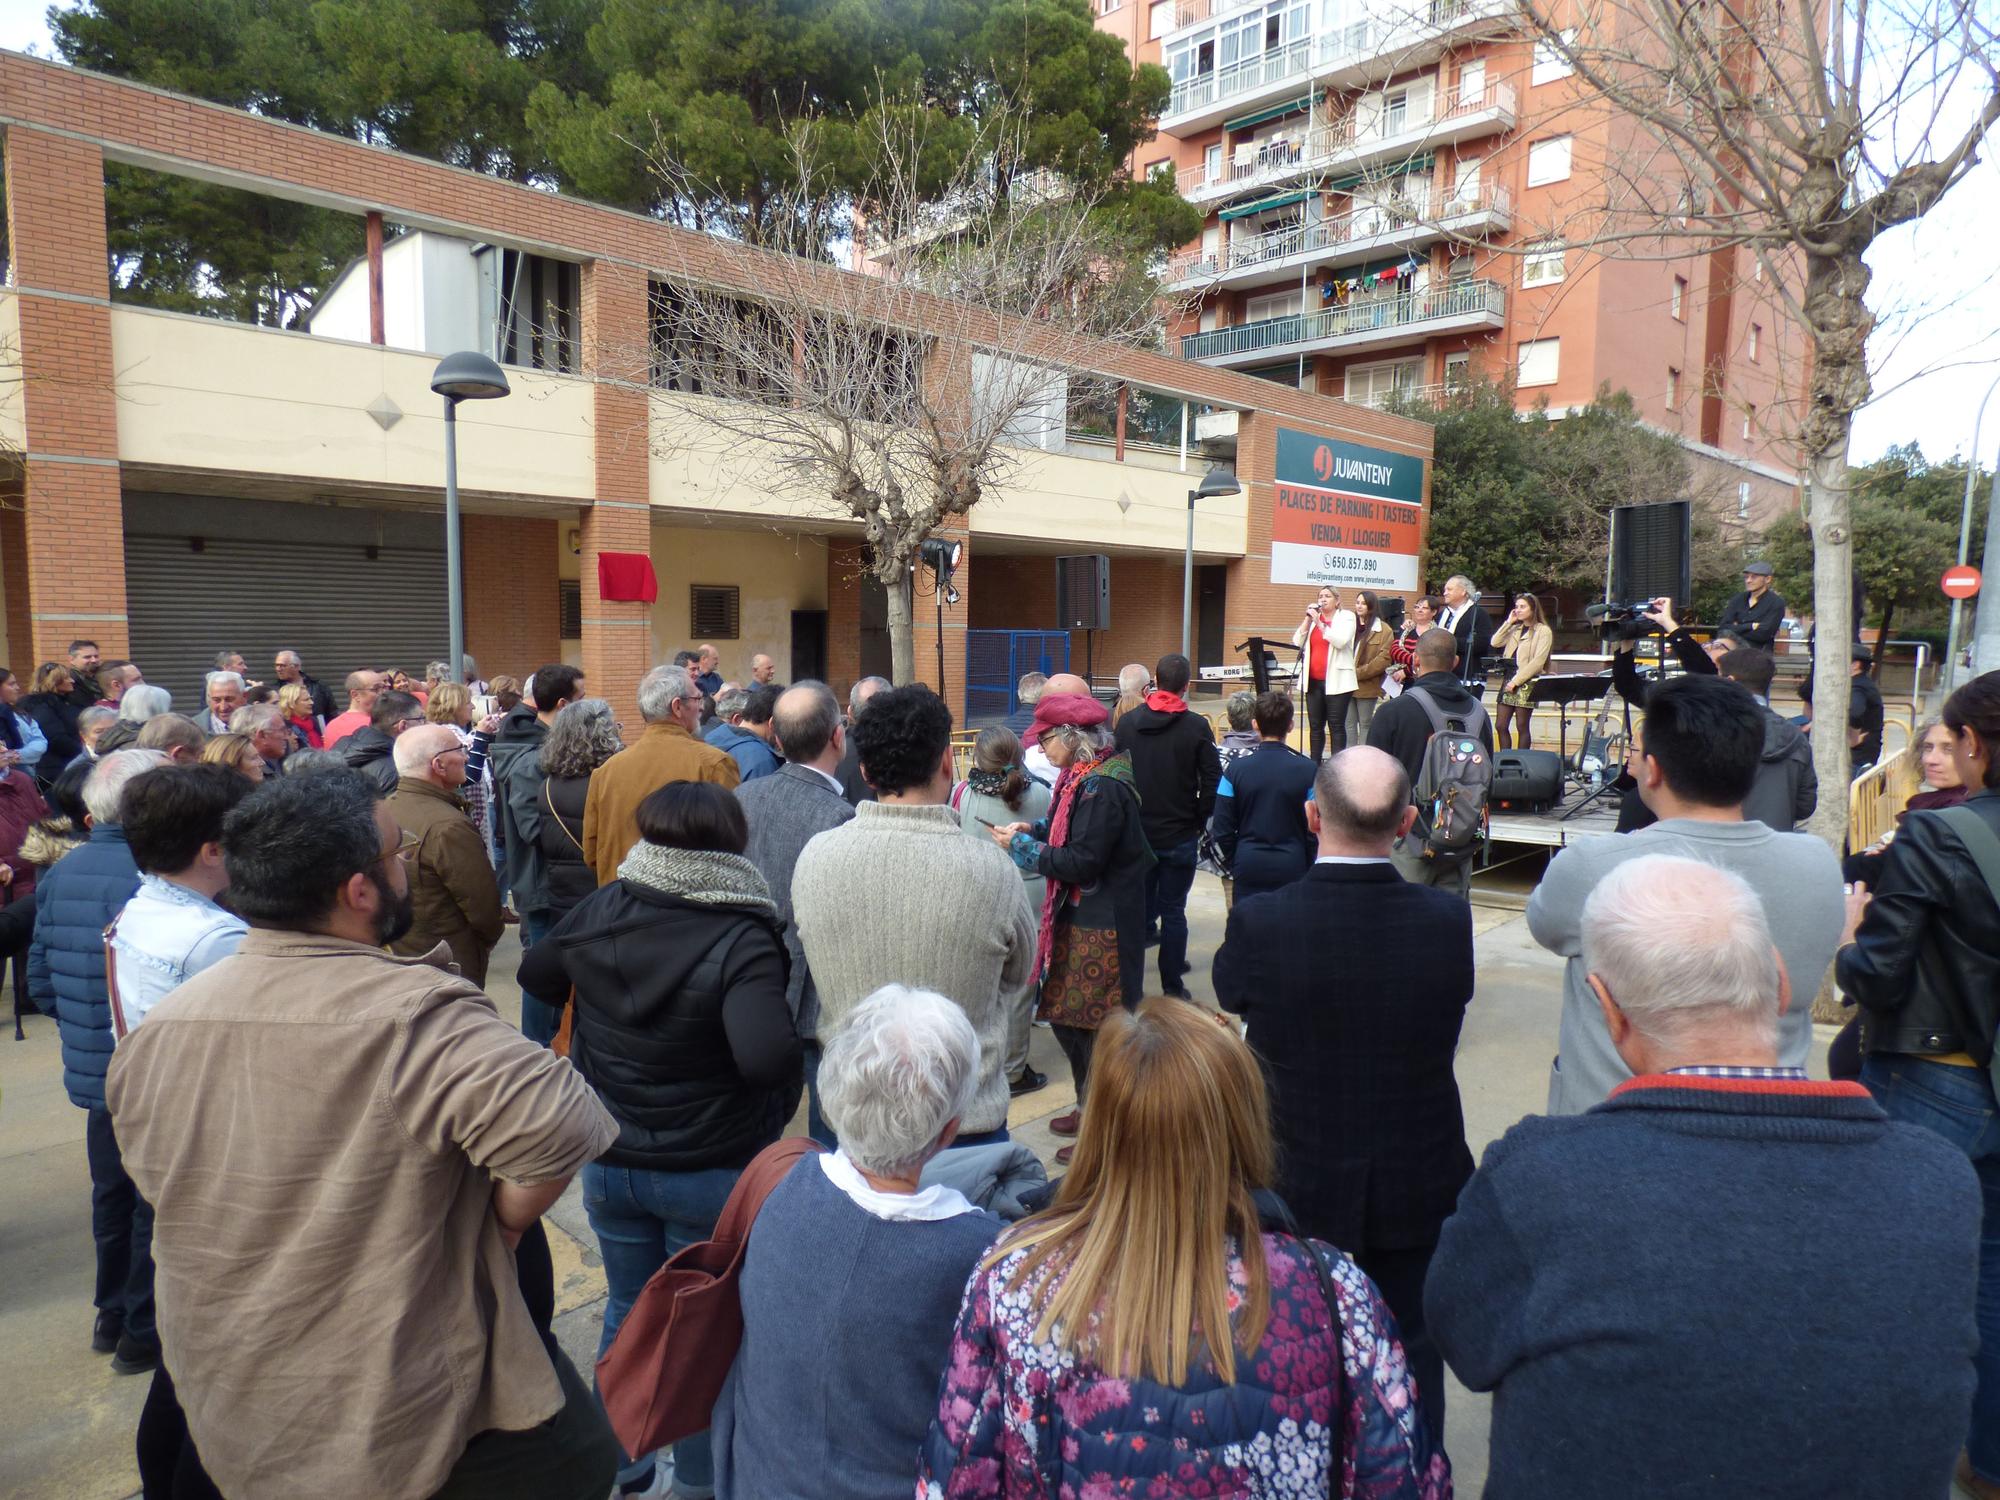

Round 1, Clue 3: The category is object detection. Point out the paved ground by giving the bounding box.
[0,869,1811,1499]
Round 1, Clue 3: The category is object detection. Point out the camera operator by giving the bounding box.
[1607,599,1717,832]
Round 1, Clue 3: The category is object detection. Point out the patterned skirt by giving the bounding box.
[1500,678,1538,710]
[1037,921,1121,1031]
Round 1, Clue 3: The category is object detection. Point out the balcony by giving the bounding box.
[1165,182,1512,290]
[1174,82,1517,206]
[1177,277,1507,367]
[1161,0,1512,134]
[1168,0,1265,31]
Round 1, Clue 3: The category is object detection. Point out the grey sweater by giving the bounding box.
[792,801,1037,1134]
[1526,816,1843,1113]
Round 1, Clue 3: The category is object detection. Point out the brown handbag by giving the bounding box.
[595,1136,824,1456]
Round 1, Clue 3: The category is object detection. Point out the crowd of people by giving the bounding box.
[11,610,2000,1500]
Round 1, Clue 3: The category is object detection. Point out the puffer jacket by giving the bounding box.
[28,824,141,1108]
[515,862,800,1171]
[535,772,596,919]
[1840,789,2000,1061]
[340,726,399,795]
[1742,707,1817,833]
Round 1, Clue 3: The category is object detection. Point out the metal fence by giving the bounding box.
[965,630,1071,726]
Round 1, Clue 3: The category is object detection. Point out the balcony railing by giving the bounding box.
[1166,182,1512,284]
[1171,0,1265,28]
[1174,81,1518,200]
[1177,277,1506,361]
[1164,0,1509,119]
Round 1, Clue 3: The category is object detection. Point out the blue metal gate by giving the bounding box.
[965,630,1070,725]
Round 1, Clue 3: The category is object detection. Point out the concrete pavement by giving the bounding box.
[1,873,1604,1499]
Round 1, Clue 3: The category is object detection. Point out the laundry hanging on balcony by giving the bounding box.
[1323,253,1424,298]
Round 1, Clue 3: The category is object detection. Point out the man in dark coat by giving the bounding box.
[272,649,336,725]
[29,748,164,1373]
[1215,745,1474,1442]
[1112,653,1219,998]
[1438,576,1493,696]
[1715,559,1787,649]
[340,690,422,795]
[1366,629,1493,892]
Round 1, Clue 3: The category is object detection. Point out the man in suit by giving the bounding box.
[737,681,856,1145]
[1214,745,1475,1441]
[1438,575,1493,697]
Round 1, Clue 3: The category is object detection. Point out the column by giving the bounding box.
[4,128,128,662]
[578,258,653,736]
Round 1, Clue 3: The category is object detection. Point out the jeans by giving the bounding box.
[519,909,560,1046]
[582,1160,743,1494]
[801,1041,836,1148]
[1862,1055,2000,1480]
[1345,695,1377,747]
[1143,837,1200,994]
[86,1105,155,1344]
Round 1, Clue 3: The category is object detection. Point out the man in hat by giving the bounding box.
[1716,561,1786,650]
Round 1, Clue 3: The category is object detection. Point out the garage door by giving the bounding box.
[125,533,450,716]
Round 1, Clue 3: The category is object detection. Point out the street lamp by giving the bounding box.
[1949,370,2000,689]
[1183,464,1241,660]
[429,351,511,690]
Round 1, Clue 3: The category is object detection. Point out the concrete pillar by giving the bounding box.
[578,259,653,736]
[4,128,128,662]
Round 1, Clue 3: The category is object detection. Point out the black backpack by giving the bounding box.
[1404,687,1492,862]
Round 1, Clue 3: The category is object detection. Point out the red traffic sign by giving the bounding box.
[1943,565,1982,599]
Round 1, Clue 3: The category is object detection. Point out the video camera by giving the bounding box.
[1585,599,1665,642]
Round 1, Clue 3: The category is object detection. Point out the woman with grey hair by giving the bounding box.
[538,698,624,924]
[990,691,1150,1164]
[713,985,999,1500]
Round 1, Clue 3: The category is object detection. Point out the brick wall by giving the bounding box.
[461,513,563,681]
[824,543,865,703]
[5,127,128,661]
[578,261,653,737]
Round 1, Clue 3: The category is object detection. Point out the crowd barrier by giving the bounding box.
[1849,745,1920,854]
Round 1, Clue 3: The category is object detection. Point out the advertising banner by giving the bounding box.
[1270,427,1424,591]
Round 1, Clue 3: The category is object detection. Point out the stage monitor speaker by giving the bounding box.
[1378,595,1407,631]
[1055,554,1111,631]
[1490,748,1564,811]
[1609,500,1692,607]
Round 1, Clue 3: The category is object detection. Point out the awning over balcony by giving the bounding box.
[1220,188,1314,221]
[1324,153,1435,193]
[1223,93,1317,132]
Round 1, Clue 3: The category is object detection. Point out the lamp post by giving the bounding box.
[1184,465,1241,661]
[1950,370,2000,689]
[429,352,512,689]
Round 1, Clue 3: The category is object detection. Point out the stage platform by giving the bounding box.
[1487,784,1623,850]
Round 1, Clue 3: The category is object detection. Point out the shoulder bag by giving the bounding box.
[596,1136,824,1456]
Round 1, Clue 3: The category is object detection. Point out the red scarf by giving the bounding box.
[1144,689,1186,713]
[1034,752,1106,980]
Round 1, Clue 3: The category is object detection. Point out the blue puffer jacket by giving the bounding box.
[29,824,140,1109]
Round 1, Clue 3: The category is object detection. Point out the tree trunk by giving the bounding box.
[884,567,917,686]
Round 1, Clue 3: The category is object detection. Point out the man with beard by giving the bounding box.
[106,770,620,1500]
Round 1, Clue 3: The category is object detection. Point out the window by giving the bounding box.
[1532,30,1577,85]
[1205,142,1223,181]
[1526,135,1572,186]
[1099,0,1124,12]
[1753,257,1764,282]
[1457,59,1486,109]
[1246,290,1303,321]
[1344,358,1423,407]
[690,584,741,641]
[1749,323,1762,361]
[1445,351,1472,388]
[1446,156,1482,212]
[1149,0,1171,37]
[1144,158,1171,183]
[558,579,581,639]
[1517,338,1560,387]
[1383,89,1409,133]
[1671,275,1687,320]
[1738,481,1752,519]
[1743,403,1755,439]
[1666,367,1680,410]
[1523,240,1566,287]
[1200,303,1223,332]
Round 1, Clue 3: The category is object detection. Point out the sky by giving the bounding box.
[2,0,1995,468]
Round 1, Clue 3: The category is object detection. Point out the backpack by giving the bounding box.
[1403,686,1492,862]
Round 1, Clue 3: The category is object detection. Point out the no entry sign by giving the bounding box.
[1943,565,1982,599]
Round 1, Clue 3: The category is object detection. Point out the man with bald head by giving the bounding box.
[387,723,504,984]
[1215,744,1475,1441]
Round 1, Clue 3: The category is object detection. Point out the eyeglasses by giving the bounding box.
[377,830,420,867]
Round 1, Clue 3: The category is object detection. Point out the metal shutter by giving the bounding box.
[125,533,449,715]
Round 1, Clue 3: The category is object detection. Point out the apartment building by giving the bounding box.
[0,51,1433,727]
[1096,0,1805,531]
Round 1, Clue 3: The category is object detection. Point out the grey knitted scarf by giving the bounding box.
[616,842,777,919]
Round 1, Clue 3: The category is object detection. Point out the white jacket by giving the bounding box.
[1292,608,1359,694]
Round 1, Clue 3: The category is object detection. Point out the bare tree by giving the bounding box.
[1500,0,2000,842]
[638,109,1182,686]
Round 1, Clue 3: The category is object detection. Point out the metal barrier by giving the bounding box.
[1849,745,1922,853]
[965,629,1070,726]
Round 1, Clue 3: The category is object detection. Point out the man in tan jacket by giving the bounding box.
[387,723,505,985]
[582,662,739,885]
[107,770,619,1500]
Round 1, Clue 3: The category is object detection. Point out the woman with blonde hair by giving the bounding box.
[1490,593,1554,750]
[426,681,500,851]
[275,682,322,750]
[199,733,265,782]
[921,997,1447,1497]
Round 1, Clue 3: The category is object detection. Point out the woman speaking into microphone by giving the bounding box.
[1290,585,1357,762]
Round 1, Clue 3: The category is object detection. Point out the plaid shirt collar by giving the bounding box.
[1663,1064,1808,1081]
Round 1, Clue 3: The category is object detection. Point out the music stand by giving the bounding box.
[1526,673,1613,765]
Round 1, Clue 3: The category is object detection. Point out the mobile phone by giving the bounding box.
[974,817,999,830]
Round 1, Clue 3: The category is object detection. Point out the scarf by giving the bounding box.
[1033,751,1140,981]
[615,842,777,919]
[1901,785,1969,825]
[968,767,1014,798]
[1144,689,1187,713]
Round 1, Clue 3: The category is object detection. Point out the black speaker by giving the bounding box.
[1609,501,1692,606]
[1055,554,1110,631]
[1378,596,1407,631]
[1490,749,1564,811]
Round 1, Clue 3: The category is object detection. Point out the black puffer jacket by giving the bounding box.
[1113,703,1219,848]
[340,726,399,794]
[536,772,596,918]
[19,692,82,787]
[516,878,800,1171]
[1840,789,2000,1061]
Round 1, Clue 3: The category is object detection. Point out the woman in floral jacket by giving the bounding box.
[918,998,1449,1500]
